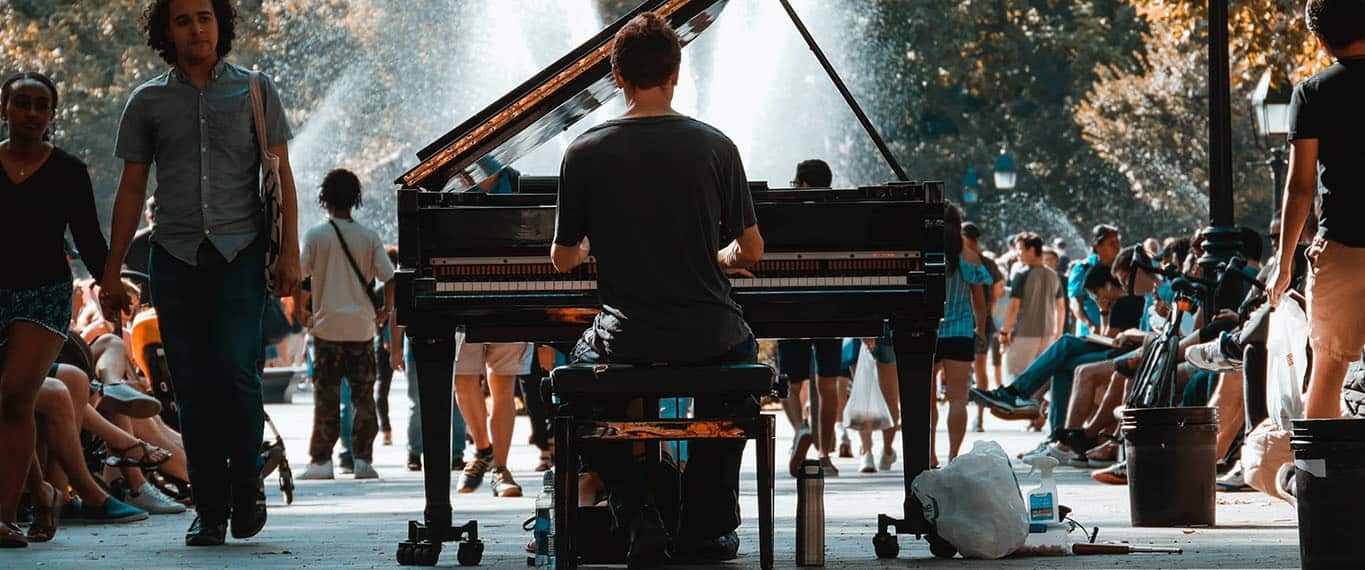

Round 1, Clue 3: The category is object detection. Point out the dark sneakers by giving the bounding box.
[407,453,423,472]
[186,515,228,546]
[230,482,267,540]
[969,386,1038,411]
[625,507,669,569]
[673,531,741,564]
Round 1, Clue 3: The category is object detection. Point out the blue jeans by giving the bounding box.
[403,336,466,457]
[150,239,266,519]
[1007,335,1110,434]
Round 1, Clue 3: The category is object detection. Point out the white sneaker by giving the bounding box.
[353,459,379,480]
[299,460,334,480]
[1022,443,1088,468]
[859,451,876,473]
[879,448,898,471]
[126,481,186,514]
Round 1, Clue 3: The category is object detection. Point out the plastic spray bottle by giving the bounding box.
[1024,455,1060,523]
[1020,455,1070,555]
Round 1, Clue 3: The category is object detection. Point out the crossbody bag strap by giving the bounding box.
[247,72,274,158]
[329,219,375,298]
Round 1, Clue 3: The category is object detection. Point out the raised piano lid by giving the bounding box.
[395,0,727,192]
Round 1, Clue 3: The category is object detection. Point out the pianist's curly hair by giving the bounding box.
[141,0,239,66]
[319,169,363,212]
[611,12,681,89]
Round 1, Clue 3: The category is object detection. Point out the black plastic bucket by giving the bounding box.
[1290,418,1365,570]
[1122,406,1219,527]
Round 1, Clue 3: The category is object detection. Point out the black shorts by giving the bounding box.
[934,337,976,363]
[777,339,843,381]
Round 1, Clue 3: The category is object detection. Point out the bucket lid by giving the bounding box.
[1122,406,1218,426]
[1290,418,1365,442]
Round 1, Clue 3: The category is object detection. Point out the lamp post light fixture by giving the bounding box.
[1251,67,1293,213]
[992,146,1017,191]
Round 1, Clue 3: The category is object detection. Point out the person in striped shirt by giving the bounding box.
[929,203,993,464]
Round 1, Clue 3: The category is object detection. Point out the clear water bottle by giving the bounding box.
[535,469,556,569]
[795,459,825,566]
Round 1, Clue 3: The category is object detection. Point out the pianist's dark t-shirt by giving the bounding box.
[554,114,757,363]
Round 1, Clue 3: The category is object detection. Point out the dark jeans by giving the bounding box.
[150,239,267,519]
[375,337,393,433]
[569,335,758,541]
[1007,335,1110,434]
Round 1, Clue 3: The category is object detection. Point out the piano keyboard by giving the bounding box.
[428,251,920,293]
[434,275,910,292]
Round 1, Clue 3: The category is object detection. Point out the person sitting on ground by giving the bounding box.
[549,12,765,567]
[973,262,1147,457]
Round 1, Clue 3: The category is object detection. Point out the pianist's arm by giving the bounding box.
[551,238,591,273]
[718,224,764,270]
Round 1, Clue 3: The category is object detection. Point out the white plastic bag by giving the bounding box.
[1266,298,1309,429]
[911,440,1029,559]
[842,343,893,431]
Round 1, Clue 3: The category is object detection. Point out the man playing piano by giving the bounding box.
[550,11,764,568]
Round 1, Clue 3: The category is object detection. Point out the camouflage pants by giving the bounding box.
[311,338,377,463]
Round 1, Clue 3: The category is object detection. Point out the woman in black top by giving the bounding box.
[0,72,109,546]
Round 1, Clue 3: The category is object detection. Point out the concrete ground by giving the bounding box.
[8,373,1302,569]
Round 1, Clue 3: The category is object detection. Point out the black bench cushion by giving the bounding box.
[549,364,775,397]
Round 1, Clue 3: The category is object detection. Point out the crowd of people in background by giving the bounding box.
[4,0,1364,560]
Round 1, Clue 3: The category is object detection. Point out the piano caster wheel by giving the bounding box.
[396,541,441,566]
[457,539,484,566]
[873,533,900,559]
[927,534,958,559]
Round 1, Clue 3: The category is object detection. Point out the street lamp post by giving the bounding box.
[1201,0,1242,316]
[1251,67,1293,214]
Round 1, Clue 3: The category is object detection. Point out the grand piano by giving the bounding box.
[391,0,947,566]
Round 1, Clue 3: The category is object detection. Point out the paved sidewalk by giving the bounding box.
[7,374,1301,568]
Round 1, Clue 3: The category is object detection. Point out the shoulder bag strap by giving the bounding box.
[247,72,276,159]
[329,220,378,305]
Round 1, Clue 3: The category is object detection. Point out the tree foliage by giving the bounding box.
[1076,0,1332,238]
[1,0,1335,247]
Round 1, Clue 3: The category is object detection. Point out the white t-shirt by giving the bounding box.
[301,217,395,342]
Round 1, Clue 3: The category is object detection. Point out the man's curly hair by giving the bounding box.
[141,0,239,66]
[610,12,681,89]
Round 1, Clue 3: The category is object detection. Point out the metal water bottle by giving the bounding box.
[795,459,825,566]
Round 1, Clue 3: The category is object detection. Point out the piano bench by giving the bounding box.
[546,363,779,399]
[548,364,776,570]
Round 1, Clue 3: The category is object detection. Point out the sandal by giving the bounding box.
[105,439,173,468]
[0,521,27,548]
[27,482,61,543]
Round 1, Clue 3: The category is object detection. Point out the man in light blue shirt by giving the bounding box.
[1067,225,1121,336]
[99,0,301,547]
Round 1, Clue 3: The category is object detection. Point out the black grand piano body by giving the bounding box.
[390,0,948,565]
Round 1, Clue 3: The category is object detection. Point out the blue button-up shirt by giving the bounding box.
[115,60,293,265]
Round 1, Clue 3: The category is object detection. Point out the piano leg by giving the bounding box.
[397,331,483,567]
[873,323,944,560]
